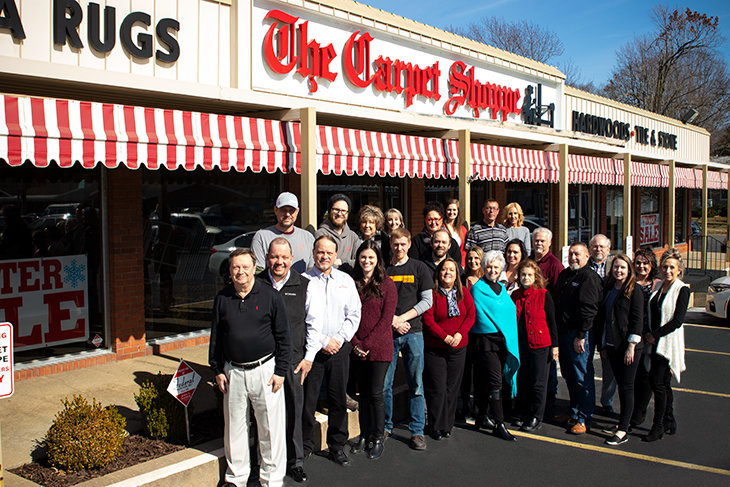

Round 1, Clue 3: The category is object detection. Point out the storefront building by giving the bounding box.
[1,0,726,376]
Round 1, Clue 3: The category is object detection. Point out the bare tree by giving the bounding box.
[451,17,564,64]
[602,6,730,146]
[559,58,600,94]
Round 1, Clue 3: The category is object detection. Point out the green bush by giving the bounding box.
[45,395,126,471]
[134,373,187,442]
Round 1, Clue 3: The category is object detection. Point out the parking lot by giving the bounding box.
[297,307,730,487]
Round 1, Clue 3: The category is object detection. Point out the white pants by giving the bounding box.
[223,359,286,487]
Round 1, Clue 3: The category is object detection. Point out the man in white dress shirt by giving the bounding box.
[297,235,362,467]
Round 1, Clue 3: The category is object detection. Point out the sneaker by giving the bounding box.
[569,422,587,435]
[602,424,619,434]
[605,433,629,446]
[409,434,427,451]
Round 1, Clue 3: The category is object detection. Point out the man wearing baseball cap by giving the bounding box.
[252,192,315,273]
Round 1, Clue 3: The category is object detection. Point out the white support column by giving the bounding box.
[558,144,569,251]
[300,107,317,232]
[702,165,708,272]
[726,170,730,269]
[458,130,471,226]
[668,160,675,249]
[623,153,632,250]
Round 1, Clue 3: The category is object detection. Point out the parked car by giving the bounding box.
[706,275,730,322]
[208,231,257,277]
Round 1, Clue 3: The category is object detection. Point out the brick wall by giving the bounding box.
[107,169,147,359]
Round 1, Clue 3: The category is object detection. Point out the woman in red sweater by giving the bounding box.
[350,240,398,460]
[510,259,558,432]
[423,257,476,440]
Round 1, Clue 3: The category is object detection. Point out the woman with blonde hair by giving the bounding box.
[501,202,531,256]
[463,246,485,288]
[644,249,688,442]
[444,199,468,266]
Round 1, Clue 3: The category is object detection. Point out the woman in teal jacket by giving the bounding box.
[470,250,520,441]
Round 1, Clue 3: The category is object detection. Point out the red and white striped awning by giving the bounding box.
[631,161,667,187]
[0,94,301,174]
[317,126,457,179]
[469,144,559,183]
[675,167,703,189]
[568,155,623,185]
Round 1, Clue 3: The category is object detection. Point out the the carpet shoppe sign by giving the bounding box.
[252,1,560,123]
[0,255,89,351]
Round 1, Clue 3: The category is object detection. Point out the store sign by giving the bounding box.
[0,255,89,351]
[254,4,557,122]
[0,322,13,399]
[640,213,660,245]
[0,0,180,62]
[571,111,677,150]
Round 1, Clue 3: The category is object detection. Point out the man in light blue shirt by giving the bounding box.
[297,235,361,467]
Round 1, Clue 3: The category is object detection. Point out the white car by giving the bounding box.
[207,231,256,277]
[706,275,730,321]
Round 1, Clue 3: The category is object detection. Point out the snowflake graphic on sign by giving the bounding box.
[63,259,87,288]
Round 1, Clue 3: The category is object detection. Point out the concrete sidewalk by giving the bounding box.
[0,344,217,471]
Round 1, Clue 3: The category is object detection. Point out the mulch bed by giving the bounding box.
[9,412,224,486]
[9,435,184,487]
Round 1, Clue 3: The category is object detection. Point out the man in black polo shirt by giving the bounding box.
[209,248,291,487]
[257,238,309,483]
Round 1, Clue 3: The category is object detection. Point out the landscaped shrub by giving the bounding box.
[134,372,187,442]
[45,395,126,471]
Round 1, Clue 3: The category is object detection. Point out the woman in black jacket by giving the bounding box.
[595,254,644,446]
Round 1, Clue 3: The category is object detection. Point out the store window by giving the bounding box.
[569,184,594,245]
[606,187,624,251]
[142,168,279,341]
[317,175,405,228]
[674,188,687,243]
[639,187,661,248]
[505,183,549,231]
[0,165,104,362]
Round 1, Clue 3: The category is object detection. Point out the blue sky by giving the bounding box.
[358,0,730,85]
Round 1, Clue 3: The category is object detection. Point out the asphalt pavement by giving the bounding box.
[294,307,730,487]
[1,308,728,487]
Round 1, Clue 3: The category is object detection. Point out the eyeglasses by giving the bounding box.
[426,217,442,223]
[331,208,349,215]
[485,207,499,212]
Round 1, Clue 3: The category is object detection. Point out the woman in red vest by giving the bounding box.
[511,259,558,432]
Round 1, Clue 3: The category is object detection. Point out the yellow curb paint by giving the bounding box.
[511,430,730,476]
[672,387,730,398]
[685,323,730,330]
[686,348,730,356]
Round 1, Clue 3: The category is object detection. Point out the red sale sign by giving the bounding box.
[167,360,201,407]
[640,214,660,245]
[0,255,89,351]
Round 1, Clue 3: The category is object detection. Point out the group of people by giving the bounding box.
[209,193,689,487]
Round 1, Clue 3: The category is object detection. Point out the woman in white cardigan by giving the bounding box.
[643,249,689,442]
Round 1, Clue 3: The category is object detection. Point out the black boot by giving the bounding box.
[494,422,517,441]
[644,424,664,442]
[350,436,366,454]
[664,415,677,435]
[367,439,384,459]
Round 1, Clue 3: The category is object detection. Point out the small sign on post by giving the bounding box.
[0,322,14,399]
[1,322,15,487]
[167,360,201,445]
